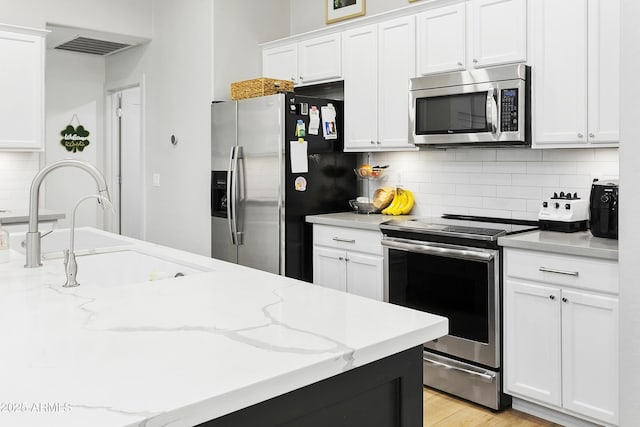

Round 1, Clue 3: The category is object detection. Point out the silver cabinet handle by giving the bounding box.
[299,76,304,80]
[589,133,595,138]
[457,61,463,66]
[578,133,584,138]
[333,237,356,243]
[562,297,568,303]
[539,266,579,277]
[423,357,495,383]
[549,295,556,300]
[370,140,376,144]
[473,58,478,63]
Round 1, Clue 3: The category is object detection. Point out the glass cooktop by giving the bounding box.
[380,214,538,241]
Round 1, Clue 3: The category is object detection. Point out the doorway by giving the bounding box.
[108,86,144,239]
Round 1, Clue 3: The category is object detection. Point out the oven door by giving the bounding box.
[409,78,527,146]
[382,237,500,368]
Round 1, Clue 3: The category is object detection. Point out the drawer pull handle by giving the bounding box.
[333,237,356,243]
[539,267,579,277]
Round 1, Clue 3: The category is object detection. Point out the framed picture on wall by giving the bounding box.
[326,0,366,24]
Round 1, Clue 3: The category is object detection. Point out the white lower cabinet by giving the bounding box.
[504,248,618,426]
[312,224,383,301]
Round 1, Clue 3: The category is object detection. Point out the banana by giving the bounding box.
[391,190,408,215]
[381,191,399,215]
[399,189,415,214]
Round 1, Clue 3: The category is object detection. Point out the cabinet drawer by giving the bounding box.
[313,224,382,256]
[505,248,618,294]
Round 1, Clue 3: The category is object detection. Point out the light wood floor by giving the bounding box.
[423,387,561,426]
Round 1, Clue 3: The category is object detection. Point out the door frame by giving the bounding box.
[104,78,146,238]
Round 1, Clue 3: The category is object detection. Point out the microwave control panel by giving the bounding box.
[500,89,519,132]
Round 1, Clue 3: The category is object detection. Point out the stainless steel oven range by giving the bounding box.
[380,215,537,410]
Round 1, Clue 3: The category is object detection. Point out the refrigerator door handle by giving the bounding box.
[231,145,241,245]
[227,146,237,245]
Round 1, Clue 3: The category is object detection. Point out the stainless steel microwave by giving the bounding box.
[409,64,531,147]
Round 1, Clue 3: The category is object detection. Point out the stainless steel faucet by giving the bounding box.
[25,159,111,268]
[63,194,114,287]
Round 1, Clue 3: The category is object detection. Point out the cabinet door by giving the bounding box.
[504,280,562,406]
[561,290,618,425]
[416,4,466,76]
[470,0,527,68]
[378,16,416,150]
[262,43,298,85]
[345,252,383,301]
[298,33,342,85]
[587,0,620,146]
[530,0,587,147]
[0,30,43,150]
[343,24,378,151]
[313,246,347,293]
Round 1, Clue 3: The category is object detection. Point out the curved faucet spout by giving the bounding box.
[25,159,111,268]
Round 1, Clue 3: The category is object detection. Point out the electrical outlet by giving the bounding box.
[152,173,160,187]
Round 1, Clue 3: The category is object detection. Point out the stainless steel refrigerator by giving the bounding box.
[211,93,356,282]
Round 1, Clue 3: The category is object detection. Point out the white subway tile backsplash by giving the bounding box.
[542,149,596,162]
[496,185,542,200]
[526,161,577,174]
[370,147,618,221]
[0,152,40,210]
[512,173,560,187]
[455,149,497,162]
[497,148,543,161]
[483,161,527,174]
[483,197,527,211]
[456,184,497,197]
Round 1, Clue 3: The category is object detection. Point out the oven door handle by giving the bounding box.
[381,239,495,262]
[423,356,496,384]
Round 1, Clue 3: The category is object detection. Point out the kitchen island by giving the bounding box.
[0,228,447,427]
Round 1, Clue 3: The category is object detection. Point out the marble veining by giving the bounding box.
[0,227,447,426]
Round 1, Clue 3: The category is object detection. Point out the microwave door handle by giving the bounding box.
[486,89,498,134]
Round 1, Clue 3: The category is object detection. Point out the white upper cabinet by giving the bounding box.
[470,0,527,68]
[262,33,341,87]
[262,43,298,84]
[416,4,466,76]
[531,0,619,148]
[0,26,45,150]
[343,17,417,151]
[417,0,526,76]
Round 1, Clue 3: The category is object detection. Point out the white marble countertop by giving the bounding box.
[0,208,65,224]
[306,212,417,231]
[0,227,447,427]
[499,230,618,260]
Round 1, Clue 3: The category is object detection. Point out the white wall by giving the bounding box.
[619,0,639,425]
[0,0,152,37]
[0,152,40,210]
[290,0,410,34]
[45,49,105,228]
[369,148,618,219]
[213,0,290,100]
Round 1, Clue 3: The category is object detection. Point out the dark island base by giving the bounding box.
[198,345,423,427]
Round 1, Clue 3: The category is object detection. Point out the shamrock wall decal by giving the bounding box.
[60,124,91,153]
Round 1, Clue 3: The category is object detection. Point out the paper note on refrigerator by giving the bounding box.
[309,106,320,135]
[290,139,308,173]
[321,104,337,140]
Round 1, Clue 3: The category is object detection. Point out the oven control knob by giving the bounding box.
[565,203,571,210]
[554,202,560,209]
[542,201,548,208]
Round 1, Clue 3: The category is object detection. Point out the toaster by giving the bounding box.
[589,179,619,239]
[538,192,589,232]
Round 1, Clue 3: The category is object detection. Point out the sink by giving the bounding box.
[71,250,209,286]
[10,228,132,258]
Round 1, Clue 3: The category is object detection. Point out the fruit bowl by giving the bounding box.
[354,165,387,179]
[349,199,379,214]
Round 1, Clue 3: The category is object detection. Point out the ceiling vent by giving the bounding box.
[46,24,150,57]
[54,36,132,56]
